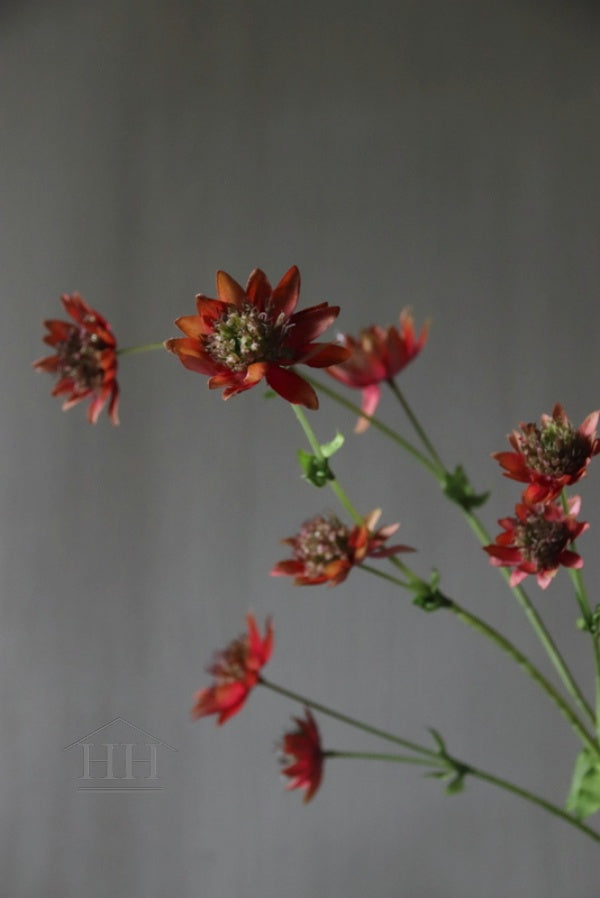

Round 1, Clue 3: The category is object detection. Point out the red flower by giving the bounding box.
[493,404,600,503]
[280,708,325,803]
[271,508,413,586]
[33,293,119,424]
[484,495,588,589]
[326,310,428,431]
[191,613,273,725]
[165,266,350,410]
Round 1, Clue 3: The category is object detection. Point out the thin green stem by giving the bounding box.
[117,342,165,356]
[259,676,438,759]
[357,558,598,752]
[326,750,441,767]
[561,492,600,735]
[265,677,600,843]
[466,763,600,844]
[303,375,441,480]
[358,562,411,589]
[446,598,599,754]
[465,506,595,726]
[386,379,445,475]
[292,404,363,525]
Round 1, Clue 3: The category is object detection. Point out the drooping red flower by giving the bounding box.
[271,508,413,586]
[279,708,325,803]
[33,293,119,424]
[493,404,600,503]
[326,309,428,431]
[484,495,588,589]
[165,266,351,410]
[191,613,273,725]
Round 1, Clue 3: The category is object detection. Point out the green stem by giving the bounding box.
[358,562,411,589]
[266,678,600,843]
[117,342,165,356]
[326,750,440,766]
[303,375,442,480]
[465,507,595,726]
[560,492,600,736]
[386,379,445,475]
[446,598,599,754]
[292,404,363,525]
[358,559,598,753]
[466,763,600,844]
[259,676,438,759]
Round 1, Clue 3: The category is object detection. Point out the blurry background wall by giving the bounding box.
[2,1,600,895]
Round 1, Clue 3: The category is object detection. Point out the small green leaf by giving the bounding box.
[428,728,447,753]
[566,748,600,820]
[297,450,333,487]
[443,465,489,511]
[412,570,451,612]
[320,432,345,458]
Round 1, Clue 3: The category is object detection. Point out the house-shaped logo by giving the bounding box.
[64,717,176,792]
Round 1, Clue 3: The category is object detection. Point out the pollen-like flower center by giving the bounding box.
[57,326,108,389]
[205,302,291,371]
[520,420,589,478]
[293,514,351,578]
[214,638,250,682]
[515,515,570,570]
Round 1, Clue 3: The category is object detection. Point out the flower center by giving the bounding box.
[204,302,291,371]
[515,514,570,570]
[520,420,589,478]
[215,638,249,682]
[57,327,108,389]
[293,514,351,578]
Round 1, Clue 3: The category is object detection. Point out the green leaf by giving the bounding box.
[297,450,333,487]
[412,570,451,612]
[566,748,600,820]
[443,465,489,511]
[320,432,345,458]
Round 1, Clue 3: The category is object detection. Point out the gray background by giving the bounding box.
[2,0,600,895]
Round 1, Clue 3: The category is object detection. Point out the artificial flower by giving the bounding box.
[326,309,428,431]
[165,266,350,409]
[493,404,600,503]
[279,708,325,803]
[191,613,273,725]
[484,495,587,589]
[33,293,119,424]
[271,508,413,586]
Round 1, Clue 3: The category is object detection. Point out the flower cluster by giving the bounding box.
[271,508,413,586]
[33,294,119,424]
[485,405,598,588]
[327,309,428,431]
[191,613,273,725]
[279,709,325,803]
[165,266,351,410]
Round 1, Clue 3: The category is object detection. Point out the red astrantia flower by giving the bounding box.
[484,495,588,589]
[279,708,325,803]
[165,266,351,410]
[326,309,428,432]
[493,404,600,503]
[33,293,119,424]
[191,613,273,725]
[271,508,413,586]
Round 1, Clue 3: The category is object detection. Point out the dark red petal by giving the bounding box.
[265,366,319,409]
[300,342,353,368]
[288,304,340,344]
[245,269,272,311]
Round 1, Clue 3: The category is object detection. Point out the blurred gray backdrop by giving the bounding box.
[2,1,600,896]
